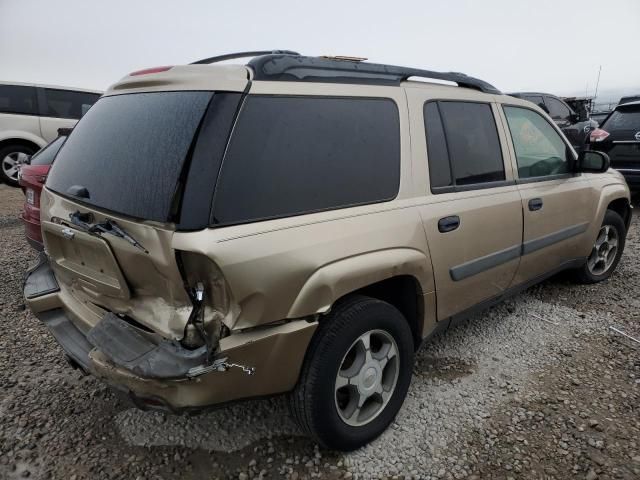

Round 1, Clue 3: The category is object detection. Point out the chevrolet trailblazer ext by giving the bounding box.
[24,51,631,451]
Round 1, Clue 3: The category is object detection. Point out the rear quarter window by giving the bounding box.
[603,108,640,130]
[212,95,401,225]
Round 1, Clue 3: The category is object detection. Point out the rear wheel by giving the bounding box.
[572,210,626,283]
[289,295,414,451]
[0,144,36,186]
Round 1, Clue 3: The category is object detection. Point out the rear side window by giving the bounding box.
[43,89,101,119]
[212,96,400,225]
[424,101,505,191]
[0,85,37,115]
[30,136,65,166]
[602,108,640,130]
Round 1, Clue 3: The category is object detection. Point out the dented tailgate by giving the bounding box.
[37,189,192,339]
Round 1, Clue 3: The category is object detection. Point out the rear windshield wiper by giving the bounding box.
[69,211,149,254]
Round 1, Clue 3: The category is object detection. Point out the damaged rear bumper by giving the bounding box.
[23,256,318,411]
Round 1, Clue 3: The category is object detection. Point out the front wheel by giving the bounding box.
[288,295,414,451]
[572,210,626,284]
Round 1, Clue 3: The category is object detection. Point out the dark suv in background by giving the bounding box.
[589,101,640,190]
[509,92,596,152]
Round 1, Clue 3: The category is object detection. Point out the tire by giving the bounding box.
[0,144,36,187]
[572,209,626,284]
[289,295,414,451]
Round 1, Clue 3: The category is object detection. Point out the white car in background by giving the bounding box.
[0,82,101,186]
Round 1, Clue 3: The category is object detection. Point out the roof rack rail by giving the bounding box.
[191,50,300,65]
[247,54,501,94]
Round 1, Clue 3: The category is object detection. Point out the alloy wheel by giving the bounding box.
[2,151,29,182]
[587,225,619,276]
[334,329,400,427]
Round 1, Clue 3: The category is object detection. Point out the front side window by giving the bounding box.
[544,96,572,121]
[212,96,400,225]
[424,101,505,191]
[43,89,101,119]
[0,85,37,115]
[503,106,571,179]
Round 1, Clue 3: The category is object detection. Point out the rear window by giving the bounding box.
[30,136,66,166]
[0,85,37,115]
[212,95,400,225]
[602,108,640,131]
[43,89,101,120]
[47,91,212,222]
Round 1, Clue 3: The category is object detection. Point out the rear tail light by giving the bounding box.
[590,128,610,142]
[129,66,173,76]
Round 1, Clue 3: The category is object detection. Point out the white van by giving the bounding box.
[0,82,101,185]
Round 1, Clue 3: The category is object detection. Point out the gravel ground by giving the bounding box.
[1,183,638,479]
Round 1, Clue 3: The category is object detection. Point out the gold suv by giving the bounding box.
[24,51,631,451]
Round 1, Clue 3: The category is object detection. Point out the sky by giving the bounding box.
[1,0,638,101]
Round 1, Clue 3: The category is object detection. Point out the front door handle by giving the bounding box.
[528,198,543,211]
[438,215,460,233]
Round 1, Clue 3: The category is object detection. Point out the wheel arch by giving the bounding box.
[287,248,433,349]
[607,197,632,231]
[0,136,44,153]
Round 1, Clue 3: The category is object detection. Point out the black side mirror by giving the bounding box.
[577,150,610,173]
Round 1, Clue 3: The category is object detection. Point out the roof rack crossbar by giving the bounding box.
[191,50,300,65]
[247,54,501,94]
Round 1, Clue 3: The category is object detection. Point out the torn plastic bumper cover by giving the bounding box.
[24,256,318,410]
[87,313,208,379]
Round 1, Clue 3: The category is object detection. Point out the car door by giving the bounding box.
[407,90,523,321]
[498,103,597,285]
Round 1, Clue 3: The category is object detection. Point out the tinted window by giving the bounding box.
[523,95,546,110]
[43,89,100,119]
[424,102,452,188]
[0,85,37,115]
[433,101,505,186]
[30,136,65,166]
[47,91,212,222]
[212,96,400,224]
[544,96,572,120]
[503,106,571,178]
[602,108,640,130]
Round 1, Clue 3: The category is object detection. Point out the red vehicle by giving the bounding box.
[18,134,67,249]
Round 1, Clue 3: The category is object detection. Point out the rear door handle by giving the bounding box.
[438,215,460,233]
[528,198,543,211]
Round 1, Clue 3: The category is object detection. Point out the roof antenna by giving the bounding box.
[593,65,602,101]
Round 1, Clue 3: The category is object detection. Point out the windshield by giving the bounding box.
[30,136,66,166]
[47,91,213,222]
